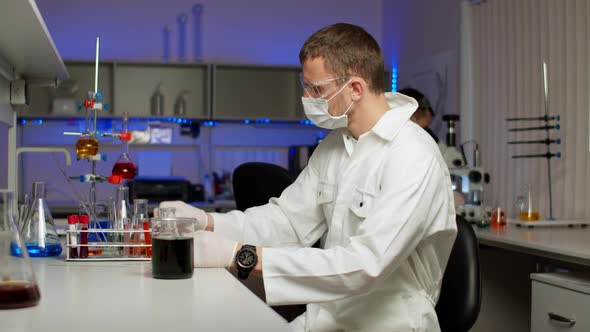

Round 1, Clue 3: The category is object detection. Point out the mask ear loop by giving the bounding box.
[326,79,353,103]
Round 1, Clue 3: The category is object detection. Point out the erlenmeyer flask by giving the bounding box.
[112,153,136,180]
[112,113,136,180]
[21,182,62,257]
[0,190,41,309]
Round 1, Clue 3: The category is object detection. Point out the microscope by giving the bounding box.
[439,114,492,223]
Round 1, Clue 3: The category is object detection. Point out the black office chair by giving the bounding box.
[232,162,295,211]
[435,215,482,332]
[232,162,306,321]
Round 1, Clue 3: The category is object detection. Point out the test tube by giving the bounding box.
[79,215,89,258]
[67,215,79,258]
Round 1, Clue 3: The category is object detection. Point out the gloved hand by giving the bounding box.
[156,201,209,231]
[193,231,238,269]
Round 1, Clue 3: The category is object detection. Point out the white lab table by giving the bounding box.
[474,224,590,267]
[1,258,290,332]
[470,223,590,332]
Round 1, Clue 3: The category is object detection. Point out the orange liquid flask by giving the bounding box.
[76,136,99,159]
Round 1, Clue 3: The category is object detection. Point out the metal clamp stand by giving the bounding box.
[507,62,561,220]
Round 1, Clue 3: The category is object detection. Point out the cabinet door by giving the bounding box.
[23,62,113,116]
[114,63,209,118]
[213,65,303,120]
[531,281,590,332]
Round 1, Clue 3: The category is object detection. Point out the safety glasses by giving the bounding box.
[299,74,350,99]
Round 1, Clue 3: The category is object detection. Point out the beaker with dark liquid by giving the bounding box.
[0,190,41,309]
[151,217,194,279]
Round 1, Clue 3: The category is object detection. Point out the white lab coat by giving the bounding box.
[212,92,457,332]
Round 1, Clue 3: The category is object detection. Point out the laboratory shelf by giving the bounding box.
[0,0,68,81]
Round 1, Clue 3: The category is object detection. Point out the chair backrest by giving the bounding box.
[232,162,295,211]
[435,215,482,332]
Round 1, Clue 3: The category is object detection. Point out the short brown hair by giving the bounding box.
[299,23,385,94]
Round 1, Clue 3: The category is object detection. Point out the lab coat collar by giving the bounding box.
[370,92,418,142]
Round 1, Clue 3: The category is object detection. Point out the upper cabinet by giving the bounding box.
[18,59,391,121]
[213,65,303,120]
[0,0,69,125]
[114,63,209,118]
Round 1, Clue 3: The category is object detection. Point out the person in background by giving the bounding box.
[398,87,439,143]
[160,23,456,332]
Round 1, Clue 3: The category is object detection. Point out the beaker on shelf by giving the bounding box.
[0,190,41,309]
[20,182,62,257]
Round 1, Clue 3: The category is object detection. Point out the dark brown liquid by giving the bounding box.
[0,281,41,309]
[152,237,193,279]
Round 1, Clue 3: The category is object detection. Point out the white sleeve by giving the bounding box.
[262,152,455,305]
[212,159,327,248]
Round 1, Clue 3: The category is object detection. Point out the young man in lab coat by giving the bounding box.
[160,23,457,332]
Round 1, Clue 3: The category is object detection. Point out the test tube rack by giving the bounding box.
[65,229,151,261]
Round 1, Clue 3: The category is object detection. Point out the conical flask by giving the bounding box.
[21,182,62,257]
[0,190,41,309]
[112,113,136,180]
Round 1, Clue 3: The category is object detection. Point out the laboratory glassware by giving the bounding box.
[131,199,150,257]
[151,217,194,279]
[0,190,41,309]
[114,187,132,254]
[516,184,539,221]
[75,95,99,159]
[112,113,137,180]
[21,182,62,257]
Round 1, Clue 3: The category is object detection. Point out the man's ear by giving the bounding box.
[350,78,365,101]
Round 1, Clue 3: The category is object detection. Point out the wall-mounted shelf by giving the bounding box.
[0,0,69,81]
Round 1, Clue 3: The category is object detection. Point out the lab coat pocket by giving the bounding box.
[317,181,335,204]
[317,181,336,219]
[349,187,375,220]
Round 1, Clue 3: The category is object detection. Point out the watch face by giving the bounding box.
[237,248,257,268]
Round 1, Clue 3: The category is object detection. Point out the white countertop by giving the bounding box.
[1,258,290,332]
[474,224,590,266]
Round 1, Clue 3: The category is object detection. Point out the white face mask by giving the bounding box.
[302,81,354,129]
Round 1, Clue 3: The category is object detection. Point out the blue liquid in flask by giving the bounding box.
[25,243,62,257]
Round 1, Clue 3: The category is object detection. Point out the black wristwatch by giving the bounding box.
[235,245,257,280]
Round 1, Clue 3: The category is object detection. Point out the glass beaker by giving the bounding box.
[516,184,539,221]
[114,187,131,255]
[131,199,150,258]
[490,205,506,228]
[21,182,62,257]
[0,190,41,309]
[151,217,194,279]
